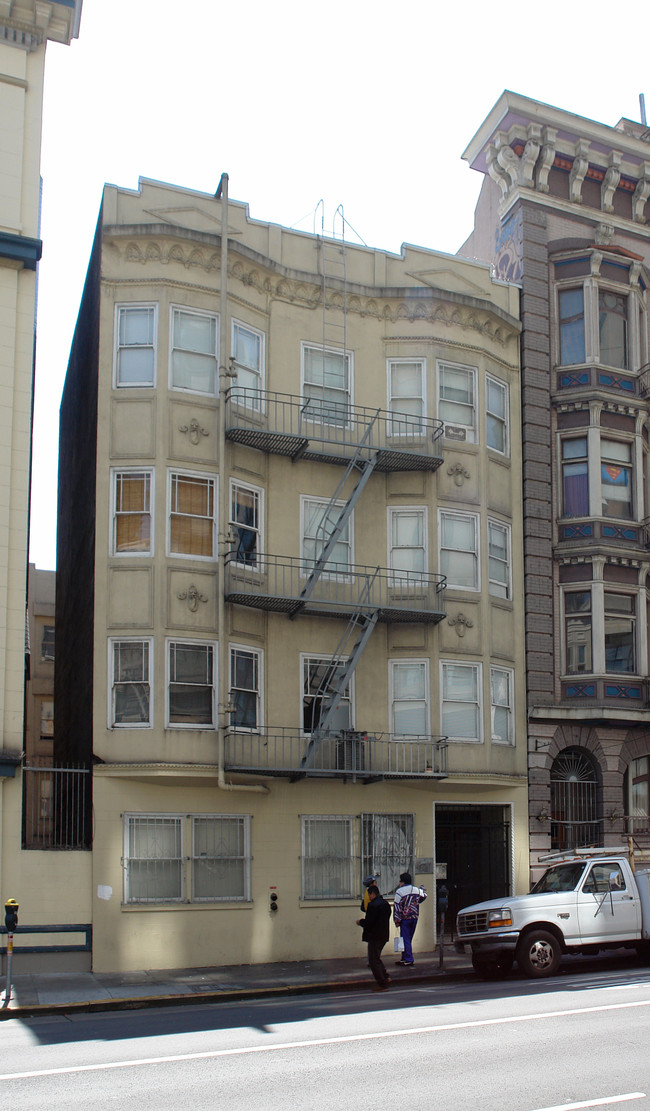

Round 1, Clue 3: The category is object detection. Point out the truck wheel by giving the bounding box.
[516,930,561,978]
[472,953,514,980]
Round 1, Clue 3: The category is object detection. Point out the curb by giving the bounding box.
[0,964,474,1020]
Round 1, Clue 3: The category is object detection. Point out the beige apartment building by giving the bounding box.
[0,1,83,945]
[57,177,527,973]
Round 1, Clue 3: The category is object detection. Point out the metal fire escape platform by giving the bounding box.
[225,389,444,473]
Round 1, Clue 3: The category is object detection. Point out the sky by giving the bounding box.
[29,0,650,570]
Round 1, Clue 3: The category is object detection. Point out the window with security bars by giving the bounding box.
[124,815,183,903]
[361,813,414,896]
[192,816,251,901]
[301,815,354,899]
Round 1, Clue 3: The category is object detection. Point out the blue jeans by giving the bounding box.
[400,918,417,963]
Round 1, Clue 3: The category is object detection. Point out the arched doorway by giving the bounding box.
[550,747,602,850]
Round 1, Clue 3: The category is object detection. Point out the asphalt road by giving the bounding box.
[1,961,650,1110]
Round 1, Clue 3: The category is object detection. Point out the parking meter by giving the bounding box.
[4,899,18,932]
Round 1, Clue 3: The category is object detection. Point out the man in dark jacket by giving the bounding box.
[356,884,391,990]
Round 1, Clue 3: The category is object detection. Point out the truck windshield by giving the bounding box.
[531,862,587,893]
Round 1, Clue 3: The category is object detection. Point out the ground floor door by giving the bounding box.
[435,803,512,929]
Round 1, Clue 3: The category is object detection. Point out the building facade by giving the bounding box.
[462,92,650,876]
[57,177,527,973]
[0,1,83,941]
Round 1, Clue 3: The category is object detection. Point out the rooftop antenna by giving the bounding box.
[640,94,647,127]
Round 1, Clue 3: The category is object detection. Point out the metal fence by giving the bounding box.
[224,727,448,779]
[22,762,90,850]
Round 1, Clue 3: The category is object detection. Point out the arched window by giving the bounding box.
[550,748,601,850]
[625,756,650,834]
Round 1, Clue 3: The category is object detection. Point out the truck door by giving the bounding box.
[576,861,640,943]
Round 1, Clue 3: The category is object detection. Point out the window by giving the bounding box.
[627,756,650,821]
[169,472,216,558]
[112,470,152,555]
[490,667,513,745]
[302,496,351,576]
[302,656,351,734]
[110,639,152,727]
[441,662,482,742]
[170,307,217,394]
[439,510,479,590]
[601,440,632,519]
[390,660,429,737]
[229,645,262,730]
[486,375,509,455]
[387,359,425,433]
[115,304,156,387]
[124,815,183,903]
[562,438,589,518]
[599,289,628,369]
[302,343,351,425]
[604,592,635,674]
[388,508,427,578]
[361,813,414,896]
[437,362,477,441]
[487,519,511,600]
[564,591,592,675]
[230,481,262,567]
[40,699,54,740]
[301,815,354,900]
[41,625,55,662]
[231,320,265,404]
[124,814,251,904]
[192,815,251,902]
[558,288,585,365]
[167,640,216,727]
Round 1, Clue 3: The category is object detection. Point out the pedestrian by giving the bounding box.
[356,884,391,991]
[361,874,379,913]
[393,871,427,967]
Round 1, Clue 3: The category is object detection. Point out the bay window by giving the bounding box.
[601,440,632,519]
[302,496,351,576]
[388,507,427,579]
[231,320,264,404]
[437,362,477,441]
[112,469,152,555]
[230,481,262,567]
[302,343,351,425]
[115,304,156,387]
[110,638,152,727]
[441,661,482,743]
[229,645,262,730]
[390,660,429,737]
[169,471,216,558]
[171,307,218,394]
[486,375,509,455]
[599,290,628,369]
[167,640,216,727]
[490,667,514,745]
[564,591,592,675]
[604,592,635,673]
[388,359,425,433]
[559,288,585,366]
[562,438,589,518]
[487,519,511,600]
[439,510,479,590]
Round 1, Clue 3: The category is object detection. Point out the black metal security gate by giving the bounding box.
[435,804,511,926]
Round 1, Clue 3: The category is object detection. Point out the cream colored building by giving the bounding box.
[57,177,527,973]
[0,1,82,953]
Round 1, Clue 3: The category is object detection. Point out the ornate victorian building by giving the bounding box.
[56,178,527,972]
[462,92,650,875]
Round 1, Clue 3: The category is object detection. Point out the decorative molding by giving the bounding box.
[177,584,208,613]
[594,224,615,246]
[569,140,590,204]
[448,612,474,637]
[178,418,209,445]
[632,163,650,223]
[447,462,471,487]
[601,152,622,214]
[536,128,557,193]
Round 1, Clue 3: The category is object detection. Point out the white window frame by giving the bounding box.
[167,469,217,561]
[229,643,263,732]
[389,658,430,738]
[110,468,154,557]
[300,495,353,578]
[437,361,478,442]
[386,358,426,435]
[440,660,483,743]
[490,666,514,745]
[123,814,184,904]
[108,637,153,729]
[387,506,428,580]
[114,303,157,388]
[439,509,480,592]
[487,518,511,600]
[166,638,217,730]
[301,815,354,900]
[301,342,353,425]
[231,319,265,406]
[191,814,252,903]
[301,653,354,736]
[486,374,509,456]
[169,305,218,396]
[229,479,263,569]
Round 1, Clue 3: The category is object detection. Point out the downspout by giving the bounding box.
[215,173,268,796]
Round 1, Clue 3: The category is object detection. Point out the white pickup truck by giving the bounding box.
[456,845,650,979]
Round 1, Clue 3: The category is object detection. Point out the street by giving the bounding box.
[1,961,649,1111]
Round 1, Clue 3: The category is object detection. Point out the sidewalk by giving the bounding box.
[0,946,473,1018]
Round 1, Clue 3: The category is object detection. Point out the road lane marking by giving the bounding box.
[1,997,650,1081]
[530,1095,645,1111]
